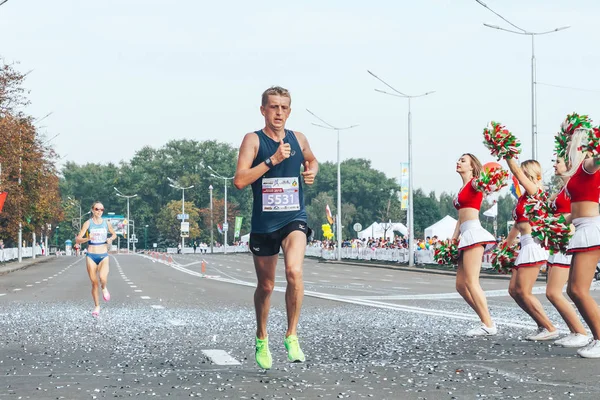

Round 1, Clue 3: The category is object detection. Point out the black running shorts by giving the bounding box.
[249,220,312,257]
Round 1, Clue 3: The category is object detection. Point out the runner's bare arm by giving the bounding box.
[76,220,91,244]
[296,131,319,176]
[234,133,267,190]
[107,221,117,243]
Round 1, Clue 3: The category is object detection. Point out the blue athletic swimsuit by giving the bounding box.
[87,218,109,265]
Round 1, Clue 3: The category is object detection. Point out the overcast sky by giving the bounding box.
[2,0,600,196]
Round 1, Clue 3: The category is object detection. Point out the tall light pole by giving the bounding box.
[209,184,214,254]
[475,0,569,160]
[168,178,194,253]
[207,166,234,254]
[368,70,435,268]
[114,187,137,253]
[306,109,358,261]
[67,196,83,231]
[144,224,149,250]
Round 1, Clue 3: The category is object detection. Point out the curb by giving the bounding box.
[315,258,547,282]
[0,256,54,276]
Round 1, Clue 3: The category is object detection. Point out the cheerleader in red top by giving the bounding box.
[452,153,497,337]
[503,158,557,341]
[563,126,600,358]
[546,157,589,348]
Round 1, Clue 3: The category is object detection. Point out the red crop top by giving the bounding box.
[513,195,529,223]
[453,179,484,210]
[565,163,600,203]
[551,187,571,214]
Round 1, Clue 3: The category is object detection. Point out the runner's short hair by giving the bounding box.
[261,86,291,107]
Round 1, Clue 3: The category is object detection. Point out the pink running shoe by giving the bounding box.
[102,288,110,302]
[92,308,100,317]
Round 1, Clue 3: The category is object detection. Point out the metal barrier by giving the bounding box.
[0,247,43,263]
[166,245,250,254]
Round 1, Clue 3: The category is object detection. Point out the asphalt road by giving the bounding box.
[1,253,600,399]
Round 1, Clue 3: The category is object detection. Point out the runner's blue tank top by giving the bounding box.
[88,218,109,245]
[251,129,307,233]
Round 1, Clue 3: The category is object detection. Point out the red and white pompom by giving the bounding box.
[483,121,522,160]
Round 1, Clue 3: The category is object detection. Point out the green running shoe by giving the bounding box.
[284,334,305,362]
[255,336,272,369]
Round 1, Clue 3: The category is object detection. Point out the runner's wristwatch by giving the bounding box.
[264,156,273,169]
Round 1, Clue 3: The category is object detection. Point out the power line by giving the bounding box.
[0,1,10,7]
[537,82,600,94]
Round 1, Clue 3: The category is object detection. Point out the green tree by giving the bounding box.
[412,189,442,238]
[156,200,201,246]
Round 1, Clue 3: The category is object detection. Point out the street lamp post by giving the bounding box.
[306,109,358,261]
[168,179,194,253]
[67,196,83,231]
[207,166,234,254]
[368,70,435,268]
[209,185,214,254]
[114,187,137,253]
[55,226,59,248]
[475,0,569,160]
[144,224,149,250]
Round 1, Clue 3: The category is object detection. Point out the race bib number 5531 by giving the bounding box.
[262,177,300,212]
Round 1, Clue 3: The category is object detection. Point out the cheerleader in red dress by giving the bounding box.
[452,153,497,337]
[546,156,589,347]
[503,158,557,341]
[563,126,600,358]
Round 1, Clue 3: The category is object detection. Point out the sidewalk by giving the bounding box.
[318,258,547,282]
[0,256,54,276]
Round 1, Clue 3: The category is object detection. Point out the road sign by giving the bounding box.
[181,222,190,232]
[223,222,229,231]
[353,223,362,232]
[177,214,189,220]
[129,238,138,243]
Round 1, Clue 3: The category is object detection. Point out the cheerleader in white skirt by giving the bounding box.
[562,126,600,358]
[452,153,497,337]
[546,157,589,348]
[503,157,557,341]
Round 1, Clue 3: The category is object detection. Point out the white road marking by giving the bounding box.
[42,279,47,281]
[140,296,151,300]
[201,350,241,366]
[151,305,164,310]
[158,259,538,330]
[134,290,143,292]
[352,286,551,301]
[0,293,5,297]
[13,288,22,291]
[130,285,137,288]
[35,282,40,284]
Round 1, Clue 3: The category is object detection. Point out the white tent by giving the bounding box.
[424,215,457,240]
[358,222,407,240]
[240,233,250,243]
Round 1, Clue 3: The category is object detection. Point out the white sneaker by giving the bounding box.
[525,327,544,340]
[466,323,497,337]
[577,339,600,358]
[555,333,592,348]
[526,328,560,341]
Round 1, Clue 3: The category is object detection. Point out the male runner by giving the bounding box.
[234,86,318,369]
